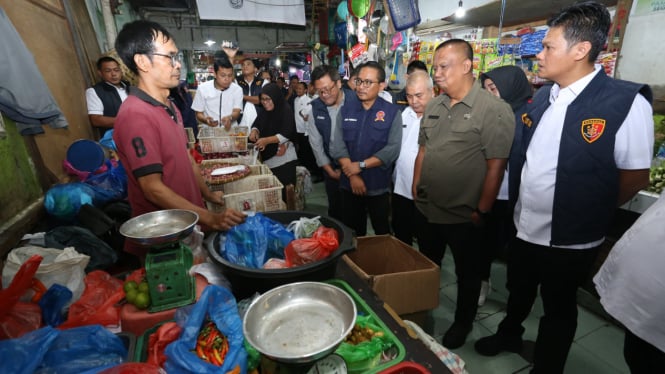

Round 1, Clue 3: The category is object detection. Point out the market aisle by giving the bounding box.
[302,182,630,374]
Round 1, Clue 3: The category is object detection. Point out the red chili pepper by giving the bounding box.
[211,348,223,366]
[196,344,208,361]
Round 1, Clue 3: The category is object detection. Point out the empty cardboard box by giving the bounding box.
[342,235,440,315]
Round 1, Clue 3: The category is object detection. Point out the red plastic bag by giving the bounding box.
[59,270,124,329]
[0,255,43,339]
[284,226,339,267]
[98,362,165,374]
[147,322,182,368]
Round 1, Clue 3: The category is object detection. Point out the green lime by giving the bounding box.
[134,292,151,310]
[123,280,138,293]
[125,289,138,305]
[138,281,150,293]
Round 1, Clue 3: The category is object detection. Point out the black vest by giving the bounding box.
[511,72,651,245]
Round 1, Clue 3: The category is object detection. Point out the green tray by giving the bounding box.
[133,320,170,362]
[326,279,406,373]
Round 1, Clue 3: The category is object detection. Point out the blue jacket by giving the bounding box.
[511,72,651,245]
[338,96,400,192]
[310,88,355,167]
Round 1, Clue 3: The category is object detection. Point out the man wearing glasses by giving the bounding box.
[113,20,246,261]
[307,65,357,221]
[330,61,402,236]
[191,57,242,131]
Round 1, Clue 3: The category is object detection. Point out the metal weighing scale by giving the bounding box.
[119,209,198,313]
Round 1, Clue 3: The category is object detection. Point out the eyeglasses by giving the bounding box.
[316,83,338,95]
[149,52,181,67]
[354,78,380,88]
[260,96,272,103]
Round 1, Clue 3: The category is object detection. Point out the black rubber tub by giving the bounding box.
[207,211,355,298]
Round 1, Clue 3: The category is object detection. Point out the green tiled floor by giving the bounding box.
[302,180,630,374]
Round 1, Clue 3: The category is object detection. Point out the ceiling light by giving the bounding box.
[275,58,281,67]
[455,1,466,18]
[204,39,216,47]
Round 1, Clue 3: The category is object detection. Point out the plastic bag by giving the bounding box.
[262,258,288,269]
[335,315,393,367]
[36,325,127,374]
[165,285,247,374]
[147,321,182,368]
[0,254,42,317]
[2,247,89,305]
[59,270,124,329]
[38,284,72,327]
[286,215,322,239]
[221,213,294,268]
[85,160,128,204]
[45,225,118,272]
[284,226,339,267]
[0,326,59,374]
[44,183,97,222]
[0,255,44,339]
[98,363,165,374]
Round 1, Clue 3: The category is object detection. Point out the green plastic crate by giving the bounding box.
[145,244,195,312]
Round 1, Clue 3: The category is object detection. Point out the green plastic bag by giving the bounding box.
[335,315,393,373]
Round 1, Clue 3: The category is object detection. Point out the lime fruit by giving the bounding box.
[123,280,138,293]
[138,281,150,293]
[134,292,151,310]
[125,289,138,305]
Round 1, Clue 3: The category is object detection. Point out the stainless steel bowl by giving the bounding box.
[243,282,357,364]
[119,209,199,247]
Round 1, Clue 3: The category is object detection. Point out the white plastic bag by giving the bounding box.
[286,216,322,239]
[2,246,90,304]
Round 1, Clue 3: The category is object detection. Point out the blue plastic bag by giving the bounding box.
[36,325,127,374]
[85,161,128,204]
[0,326,59,374]
[44,183,97,222]
[220,213,295,268]
[164,285,247,374]
[38,284,72,327]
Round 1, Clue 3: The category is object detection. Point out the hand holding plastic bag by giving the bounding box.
[221,213,294,268]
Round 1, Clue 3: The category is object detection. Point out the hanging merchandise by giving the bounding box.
[349,0,371,18]
[337,1,349,20]
[386,0,420,31]
[334,22,348,49]
[348,42,368,68]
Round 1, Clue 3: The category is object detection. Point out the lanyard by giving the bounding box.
[218,89,224,123]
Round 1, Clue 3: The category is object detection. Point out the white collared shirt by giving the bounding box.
[191,80,243,125]
[85,82,128,115]
[393,107,421,200]
[514,66,653,248]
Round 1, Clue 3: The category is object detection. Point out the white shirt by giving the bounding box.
[85,82,128,115]
[514,66,654,248]
[393,107,420,200]
[379,90,393,103]
[294,94,313,134]
[191,80,243,126]
[594,193,665,352]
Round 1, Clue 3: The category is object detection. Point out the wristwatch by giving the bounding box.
[359,161,366,170]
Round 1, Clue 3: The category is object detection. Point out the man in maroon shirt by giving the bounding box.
[113,20,245,259]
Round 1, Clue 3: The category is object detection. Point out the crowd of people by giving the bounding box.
[85,1,660,372]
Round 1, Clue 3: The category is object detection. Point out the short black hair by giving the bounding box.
[357,61,386,84]
[96,56,119,70]
[310,65,341,83]
[276,76,286,83]
[547,1,611,62]
[298,81,307,90]
[406,60,428,74]
[289,75,299,81]
[214,57,233,72]
[115,20,173,74]
[435,39,473,61]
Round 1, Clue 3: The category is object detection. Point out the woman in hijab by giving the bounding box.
[477,65,533,306]
[249,83,298,200]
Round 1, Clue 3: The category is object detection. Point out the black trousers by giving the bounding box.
[624,328,665,373]
[295,133,320,177]
[480,199,516,279]
[421,221,486,327]
[271,160,298,203]
[391,193,429,246]
[339,189,390,236]
[323,173,342,221]
[497,238,599,374]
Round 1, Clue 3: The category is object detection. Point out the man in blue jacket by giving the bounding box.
[475,2,654,372]
[330,61,402,236]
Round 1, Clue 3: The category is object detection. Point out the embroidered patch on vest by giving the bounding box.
[581,119,606,143]
[375,111,385,122]
[521,113,532,127]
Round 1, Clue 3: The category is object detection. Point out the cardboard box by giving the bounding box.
[342,235,440,315]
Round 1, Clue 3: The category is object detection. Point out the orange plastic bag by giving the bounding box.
[0,255,43,339]
[284,226,339,267]
[147,321,182,368]
[59,270,124,329]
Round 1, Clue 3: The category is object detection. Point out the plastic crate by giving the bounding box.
[386,0,421,31]
[199,135,248,153]
[206,174,284,213]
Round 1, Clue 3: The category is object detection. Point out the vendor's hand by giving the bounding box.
[342,161,362,177]
[212,208,246,231]
[249,128,259,142]
[254,137,271,151]
[276,143,287,156]
[349,175,366,196]
[221,116,232,130]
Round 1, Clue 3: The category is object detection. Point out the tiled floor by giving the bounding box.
[302,179,629,374]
